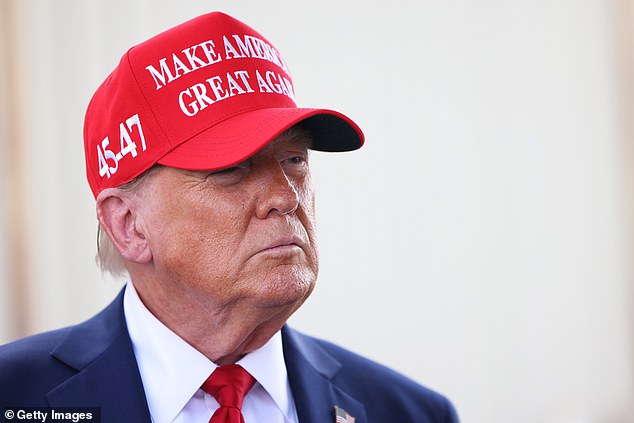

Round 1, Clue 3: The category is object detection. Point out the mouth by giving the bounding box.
[257,235,304,256]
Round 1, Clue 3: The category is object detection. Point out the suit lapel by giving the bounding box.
[46,289,151,423]
[282,327,367,423]
[42,292,366,423]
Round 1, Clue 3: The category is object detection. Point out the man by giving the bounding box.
[0,12,458,423]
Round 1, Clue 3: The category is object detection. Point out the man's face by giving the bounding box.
[136,128,318,314]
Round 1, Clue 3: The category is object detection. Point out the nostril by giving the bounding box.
[269,185,299,217]
[256,178,300,219]
[253,156,303,219]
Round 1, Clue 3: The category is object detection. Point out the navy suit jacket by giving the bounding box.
[0,289,458,422]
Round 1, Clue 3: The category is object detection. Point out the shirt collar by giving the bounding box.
[238,330,294,421]
[123,281,293,422]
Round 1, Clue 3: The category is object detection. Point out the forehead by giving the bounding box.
[269,125,313,148]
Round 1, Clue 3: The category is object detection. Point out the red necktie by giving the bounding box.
[201,364,256,423]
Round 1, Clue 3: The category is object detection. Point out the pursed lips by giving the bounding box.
[256,235,305,256]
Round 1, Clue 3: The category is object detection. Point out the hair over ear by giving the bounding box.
[96,189,152,265]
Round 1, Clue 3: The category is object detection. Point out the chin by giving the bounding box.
[252,267,316,310]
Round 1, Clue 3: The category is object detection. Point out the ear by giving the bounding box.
[96,188,152,264]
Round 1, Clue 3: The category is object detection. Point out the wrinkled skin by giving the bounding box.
[100,129,318,364]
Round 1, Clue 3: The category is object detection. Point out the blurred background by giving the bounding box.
[1,0,633,421]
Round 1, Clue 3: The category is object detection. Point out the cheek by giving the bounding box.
[147,195,247,275]
[299,179,316,230]
[298,183,318,261]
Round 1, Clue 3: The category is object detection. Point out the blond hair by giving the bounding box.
[95,166,159,276]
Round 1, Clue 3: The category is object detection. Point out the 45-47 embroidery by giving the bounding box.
[97,113,147,179]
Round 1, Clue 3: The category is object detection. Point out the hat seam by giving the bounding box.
[124,48,174,152]
[126,44,296,161]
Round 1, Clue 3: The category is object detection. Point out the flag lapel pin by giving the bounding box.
[334,405,356,423]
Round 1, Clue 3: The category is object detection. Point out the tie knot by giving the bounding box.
[201,365,256,409]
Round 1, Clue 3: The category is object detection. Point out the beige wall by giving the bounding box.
[1,1,633,421]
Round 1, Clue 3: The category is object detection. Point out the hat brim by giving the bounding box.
[157,107,364,170]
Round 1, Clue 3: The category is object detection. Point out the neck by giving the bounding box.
[128,274,297,365]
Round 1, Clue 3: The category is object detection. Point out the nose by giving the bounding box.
[255,160,300,219]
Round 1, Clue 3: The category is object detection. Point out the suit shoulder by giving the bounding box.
[288,329,459,422]
[0,326,72,365]
[0,327,77,405]
[313,335,448,398]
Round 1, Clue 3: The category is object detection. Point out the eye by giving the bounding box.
[206,162,250,186]
[284,156,307,166]
[210,166,240,175]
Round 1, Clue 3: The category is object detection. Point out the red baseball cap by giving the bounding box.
[84,11,364,198]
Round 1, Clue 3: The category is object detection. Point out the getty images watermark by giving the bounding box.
[2,408,100,423]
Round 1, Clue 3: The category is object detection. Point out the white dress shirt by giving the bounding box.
[123,282,299,423]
